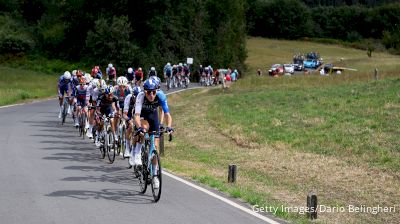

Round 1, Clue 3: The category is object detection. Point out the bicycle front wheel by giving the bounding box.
[138,145,148,194]
[151,151,162,202]
[106,128,116,163]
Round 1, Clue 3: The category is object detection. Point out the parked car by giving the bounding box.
[284,64,294,74]
[303,59,322,69]
[268,64,284,76]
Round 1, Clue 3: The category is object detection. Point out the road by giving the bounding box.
[0,87,284,224]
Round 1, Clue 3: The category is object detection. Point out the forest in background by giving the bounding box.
[0,0,399,72]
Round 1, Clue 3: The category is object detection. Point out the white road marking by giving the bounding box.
[163,171,281,224]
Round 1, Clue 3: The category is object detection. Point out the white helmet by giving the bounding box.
[179,63,182,66]
[84,73,92,83]
[127,67,133,74]
[100,79,106,88]
[151,67,155,71]
[117,76,128,86]
[63,71,72,80]
[71,70,77,76]
[108,63,113,68]
[91,79,100,88]
[167,62,171,66]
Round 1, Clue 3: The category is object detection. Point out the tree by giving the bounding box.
[85,16,138,68]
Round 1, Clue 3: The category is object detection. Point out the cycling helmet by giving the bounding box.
[167,62,171,66]
[79,77,86,84]
[76,70,83,77]
[151,67,155,71]
[138,67,142,71]
[143,79,157,90]
[91,79,100,88]
[117,76,128,86]
[104,85,115,94]
[127,67,133,74]
[133,86,141,96]
[179,63,182,66]
[100,79,106,88]
[84,73,92,83]
[108,63,113,68]
[63,71,72,80]
[150,76,161,89]
[72,70,77,76]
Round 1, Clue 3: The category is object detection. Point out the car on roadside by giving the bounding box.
[268,64,284,76]
[283,64,294,74]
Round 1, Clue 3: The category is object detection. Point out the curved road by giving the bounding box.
[0,87,284,224]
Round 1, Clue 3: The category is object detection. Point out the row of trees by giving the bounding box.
[0,0,247,72]
[247,0,400,53]
[1,0,400,71]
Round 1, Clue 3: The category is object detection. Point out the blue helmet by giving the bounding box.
[143,79,157,90]
[104,85,115,94]
[150,76,161,89]
[133,86,141,96]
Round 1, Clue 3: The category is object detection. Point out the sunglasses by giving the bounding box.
[145,90,157,95]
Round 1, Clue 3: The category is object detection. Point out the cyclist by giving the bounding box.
[86,78,101,138]
[182,63,190,86]
[134,67,144,86]
[91,66,102,79]
[57,71,73,118]
[106,63,117,85]
[172,64,178,88]
[74,77,90,127]
[148,66,157,78]
[125,67,135,87]
[123,86,141,160]
[95,85,119,147]
[133,79,173,188]
[114,76,131,142]
[163,62,172,88]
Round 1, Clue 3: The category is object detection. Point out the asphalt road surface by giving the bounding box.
[0,86,284,224]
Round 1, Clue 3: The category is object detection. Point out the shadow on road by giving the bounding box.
[46,188,154,204]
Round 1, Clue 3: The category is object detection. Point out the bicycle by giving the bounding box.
[61,96,71,125]
[103,114,116,163]
[166,76,172,90]
[117,117,127,158]
[78,107,87,139]
[137,130,172,202]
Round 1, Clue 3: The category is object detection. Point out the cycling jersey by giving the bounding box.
[123,94,136,119]
[164,65,172,77]
[75,84,90,107]
[97,94,119,117]
[126,71,135,82]
[106,67,116,80]
[114,87,131,109]
[58,76,71,97]
[135,91,169,133]
[135,71,143,81]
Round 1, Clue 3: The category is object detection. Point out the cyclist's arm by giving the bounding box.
[123,96,131,121]
[157,92,172,127]
[134,92,144,128]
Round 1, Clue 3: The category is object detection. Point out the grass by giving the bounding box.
[162,37,400,224]
[0,66,58,106]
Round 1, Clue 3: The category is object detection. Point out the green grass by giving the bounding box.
[208,78,400,171]
[163,38,400,224]
[0,66,58,106]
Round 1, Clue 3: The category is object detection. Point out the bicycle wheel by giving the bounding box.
[62,101,68,125]
[138,147,148,194]
[100,132,106,159]
[151,151,162,202]
[106,127,116,163]
[119,125,126,158]
[78,114,83,137]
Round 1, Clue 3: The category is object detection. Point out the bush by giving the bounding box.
[0,14,34,54]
